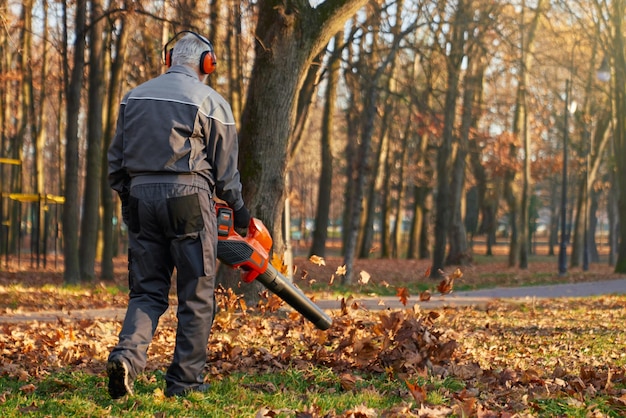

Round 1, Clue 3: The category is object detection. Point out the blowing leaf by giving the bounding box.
[271,254,288,275]
[309,255,325,266]
[419,290,431,301]
[358,271,371,285]
[396,287,410,306]
[437,273,455,295]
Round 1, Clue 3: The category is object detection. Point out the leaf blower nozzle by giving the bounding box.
[216,204,332,330]
[256,263,332,330]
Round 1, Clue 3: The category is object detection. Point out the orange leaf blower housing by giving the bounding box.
[215,204,332,330]
[216,205,272,283]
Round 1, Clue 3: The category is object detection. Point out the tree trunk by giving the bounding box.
[20,0,33,190]
[222,0,370,297]
[361,114,389,259]
[408,185,431,260]
[310,33,342,258]
[343,78,379,283]
[407,84,433,261]
[342,6,411,282]
[342,53,361,258]
[79,0,105,281]
[63,0,87,285]
[589,186,600,262]
[446,52,486,266]
[240,0,368,242]
[506,0,545,269]
[101,9,130,280]
[34,1,49,267]
[431,1,466,278]
[467,70,497,259]
[548,179,559,256]
[226,0,244,126]
[608,0,626,272]
[519,89,530,269]
[393,136,409,258]
[379,133,393,258]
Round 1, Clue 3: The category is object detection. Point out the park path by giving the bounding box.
[315,278,626,311]
[2,278,626,323]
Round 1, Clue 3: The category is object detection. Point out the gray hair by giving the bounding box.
[171,33,211,68]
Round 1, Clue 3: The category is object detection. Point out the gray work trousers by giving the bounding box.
[108,179,217,396]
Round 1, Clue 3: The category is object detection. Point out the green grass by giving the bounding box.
[533,397,626,418]
[1,348,624,416]
[0,367,477,417]
[0,367,404,417]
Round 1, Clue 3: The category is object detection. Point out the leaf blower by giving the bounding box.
[215,204,332,331]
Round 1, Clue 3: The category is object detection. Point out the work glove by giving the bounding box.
[233,205,251,237]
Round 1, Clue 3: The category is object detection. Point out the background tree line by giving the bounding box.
[0,0,625,287]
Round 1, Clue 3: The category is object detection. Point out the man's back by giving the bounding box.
[120,65,234,181]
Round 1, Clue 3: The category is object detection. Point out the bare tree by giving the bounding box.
[605,0,626,272]
[101,4,132,280]
[227,0,374,294]
[63,0,87,285]
[503,0,547,269]
[79,0,106,281]
[343,12,417,284]
[430,0,468,278]
[310,32,343,258]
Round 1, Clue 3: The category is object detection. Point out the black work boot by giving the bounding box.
[107,358,134,399]
[165,383,211,397]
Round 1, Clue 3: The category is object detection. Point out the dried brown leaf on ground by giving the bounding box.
[1,257,626,416]
[405,379,427,403]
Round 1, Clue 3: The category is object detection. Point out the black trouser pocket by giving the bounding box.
[167,193,204,235]
[128,196,141,233]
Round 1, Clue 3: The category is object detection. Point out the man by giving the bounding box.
[106,31,250,398]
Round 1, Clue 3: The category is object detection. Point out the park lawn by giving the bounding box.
[1,255,626,416]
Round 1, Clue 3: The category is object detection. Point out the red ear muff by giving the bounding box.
[200,50,216,75]
[165,49,174,67]
[163,30,217,74]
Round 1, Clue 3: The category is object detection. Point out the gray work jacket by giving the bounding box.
[107,65,245,211]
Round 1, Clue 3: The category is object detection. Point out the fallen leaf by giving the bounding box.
[340,373,358,390]
[344,404,377,417]
[19,384,36,394]
[405,379,427,403]
[153,387,166,400]
[254,407,278,418]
